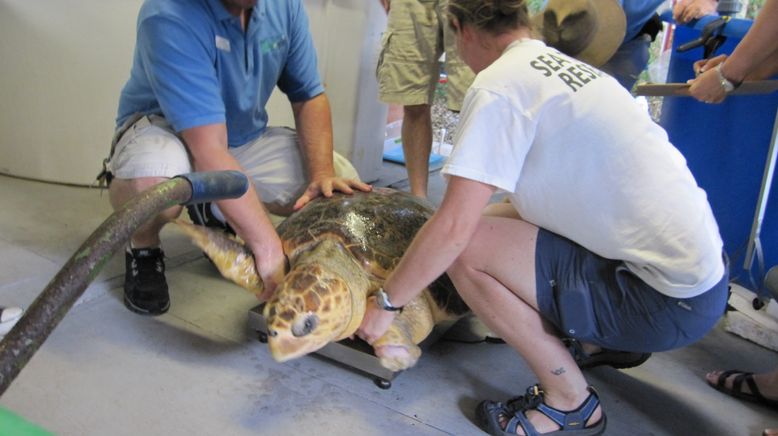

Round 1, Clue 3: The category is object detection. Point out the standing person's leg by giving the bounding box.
[376,0,441,198]
[440,0,475,113]
[400,104,433,197]
[448,217,603,435]
[399,0,478,198]
[393,0,475,200]
[105,116,192,315]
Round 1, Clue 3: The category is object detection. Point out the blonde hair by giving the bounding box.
[448,0,530,35]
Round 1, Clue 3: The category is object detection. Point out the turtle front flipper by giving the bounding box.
[371,294,436,371]
[173,219,264,298]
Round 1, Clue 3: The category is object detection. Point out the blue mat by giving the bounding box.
[383,145,446,168]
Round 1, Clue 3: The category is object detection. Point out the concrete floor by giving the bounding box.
[0,166,776,436]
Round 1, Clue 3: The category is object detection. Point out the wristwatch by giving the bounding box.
[715,63,741,92]
[374,287,403,312]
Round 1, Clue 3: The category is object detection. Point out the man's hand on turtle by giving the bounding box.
[251,241,287,301]
[293,176,372,211]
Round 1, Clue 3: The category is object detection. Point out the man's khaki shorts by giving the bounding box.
[105,115,360,214]
[376,0,475,111]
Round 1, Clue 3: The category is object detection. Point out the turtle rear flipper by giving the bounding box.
[173,219,264,297]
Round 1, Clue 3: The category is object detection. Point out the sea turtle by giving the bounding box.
[175,187,470,371]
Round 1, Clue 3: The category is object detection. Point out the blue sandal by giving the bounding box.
[476,384,606,436]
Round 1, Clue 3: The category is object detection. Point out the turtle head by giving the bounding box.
[263,240,369,362]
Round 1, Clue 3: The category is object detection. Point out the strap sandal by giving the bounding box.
[476,384,606,435]
[563,338,651,369]
[708,370,778,410]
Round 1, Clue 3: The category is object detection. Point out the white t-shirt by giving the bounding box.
[443,39,724,299]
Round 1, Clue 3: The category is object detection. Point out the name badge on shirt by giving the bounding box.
[215,35,231,52]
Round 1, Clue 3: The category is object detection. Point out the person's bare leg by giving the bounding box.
[401,104,432,198]
[109,177,182,247]
[448,216,602,434]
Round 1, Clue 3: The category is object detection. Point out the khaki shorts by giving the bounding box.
[104,115,360,212]
[376,0,475,111]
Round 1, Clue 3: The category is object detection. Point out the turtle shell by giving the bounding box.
[276,187,469,316]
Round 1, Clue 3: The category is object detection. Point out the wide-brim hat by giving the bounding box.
[531,0,626,67]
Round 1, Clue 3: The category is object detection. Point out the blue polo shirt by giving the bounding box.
[621,0,665,42]
[116,0,324,147]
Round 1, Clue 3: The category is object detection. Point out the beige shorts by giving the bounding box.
[376,0,475,111]
[105,115,359,210]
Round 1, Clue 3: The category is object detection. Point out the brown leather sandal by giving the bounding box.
[708,370,778,410]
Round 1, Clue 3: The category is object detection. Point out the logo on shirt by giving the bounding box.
[260,36,286,54]
[215,35,231,52]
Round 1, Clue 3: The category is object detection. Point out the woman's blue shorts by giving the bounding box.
[535,228,729,353]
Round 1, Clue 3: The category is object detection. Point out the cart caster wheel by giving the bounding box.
[258,332,268,343]
[374,378,391,390]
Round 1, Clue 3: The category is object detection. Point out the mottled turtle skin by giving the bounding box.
[176,187,469,371]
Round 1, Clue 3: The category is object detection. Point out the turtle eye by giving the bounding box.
[292,313,319,337]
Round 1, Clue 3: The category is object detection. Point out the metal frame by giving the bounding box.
[743,108,778,299]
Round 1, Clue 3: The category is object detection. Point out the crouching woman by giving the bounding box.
[358,0,728,434]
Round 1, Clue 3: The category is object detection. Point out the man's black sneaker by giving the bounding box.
[186,202,235,235]
[124,247,170,316]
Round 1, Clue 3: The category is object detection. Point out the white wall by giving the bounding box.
[0,0,387,185]
[0,0,141,185]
